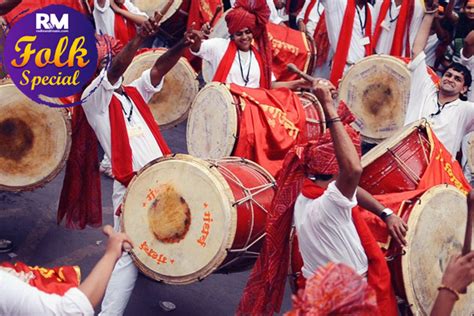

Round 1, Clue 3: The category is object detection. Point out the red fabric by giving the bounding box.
[1,262,80,295]
[113,4,137,47]
[372,0,391,47]
[96,34,123,64]
[212,41,267,88]
[300,181,397,316]
[109,86,171,187]
[287,263,379,316]
[303,0,317,24]
[313,12,330,67]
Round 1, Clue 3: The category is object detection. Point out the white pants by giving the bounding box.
[99,216,138,316]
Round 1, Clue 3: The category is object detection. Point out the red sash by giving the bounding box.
[330,1,372,87]
[303,0,317,24]
[109,86,171,187]
[212,41,267,88]
[301,180,398,316]
[373,0,414,57]
[114,4,137,46]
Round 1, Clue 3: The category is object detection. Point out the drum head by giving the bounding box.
[338,55,411,142]
[467,132,474,176]
[402,184,473,315]
[187,82,238,158]
[121,154,237,285]
[123,49,198,129]
[0,83,71,191]
[132,0,183,24]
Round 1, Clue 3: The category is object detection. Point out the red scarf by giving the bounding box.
[303,0,318,24]
[301,180,398,316]
[330,1,373,87]
[372,0,414,57]
[109,86,171,187]
[212,41,267,88]
[114,4,137,46]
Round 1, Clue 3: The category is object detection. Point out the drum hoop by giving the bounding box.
[467,133,474,173]
[186,82,238,158]
[297,91,327,136]
[401,184,467,315]
[361,119,428,168]
[121,154,238,284]
[0,85,72,191]
[302,32,316,76]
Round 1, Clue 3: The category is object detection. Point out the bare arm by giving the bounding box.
[271,79,312,90]
[184,28,204,53]
[110,0,148,25]
[412,0,439,58]
[0,0,21,15]
[463,30,474,59]
[312,80,362,199]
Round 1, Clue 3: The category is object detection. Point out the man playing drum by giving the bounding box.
[405,0,474,158]
[237,80,406,315]
[81,15,192,315]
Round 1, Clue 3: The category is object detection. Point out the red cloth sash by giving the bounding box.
[303,0,317,24]
[373,0,414,57]
[313,11,330,67]
[114,4,137,47]
[213,41,267,88]
[300,180,398,316]
[1,261,80,295]
[330,1,373,87]
[109,86,171,187]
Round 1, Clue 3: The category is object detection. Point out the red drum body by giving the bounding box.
[122,155,275,284]
[360,120,431,195]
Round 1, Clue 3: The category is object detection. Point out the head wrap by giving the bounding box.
[225,0,273,88]
[95,34,123,66]
[286,263,378,316]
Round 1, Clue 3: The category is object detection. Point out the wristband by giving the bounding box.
[326,117,341,127]
[437,285,460,301]
[380,208,393,221]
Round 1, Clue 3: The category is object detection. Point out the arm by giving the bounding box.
[271,79,312,90]
[0,0,21,15]
[443,0,458,24]
[432,15,451,44]
[412,0,438,59]
[149,38,191,87]
[184,29,205,54]
[356,187,408,246]
[462,30,474,59]
[110,0,148,25]
[312,80,362,199]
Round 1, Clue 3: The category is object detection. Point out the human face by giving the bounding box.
[232,28,253,52]
[465,2,474,20]
[439,68,468,97]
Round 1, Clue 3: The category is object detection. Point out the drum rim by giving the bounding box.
[0,84,72,192]
[186,82,238,158]
[297,91,327,137]
[121,154,238,285]
[123,49,199,130]
[361,119,428,168]
[401,184,468,315]
[338,54,411,140]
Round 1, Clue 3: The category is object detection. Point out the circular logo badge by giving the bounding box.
[3,5,97,107]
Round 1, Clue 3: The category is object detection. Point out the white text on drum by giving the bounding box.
[139,241,173,265]
[197,211,213,248]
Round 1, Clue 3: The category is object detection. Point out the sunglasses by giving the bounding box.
[234,29,252,37]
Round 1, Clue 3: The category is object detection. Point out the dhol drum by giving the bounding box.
[186,82,325,159]
[0,80,72,191]
[386,184,473,315]
[132,0,183,25]
[466,132,474,178]
[203,16,316,82]
[360,120,431,195]
[121,154,276,285]
[123,48,199,129]
[338,54,411,144]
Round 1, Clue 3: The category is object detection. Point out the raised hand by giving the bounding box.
[385,214,408,247]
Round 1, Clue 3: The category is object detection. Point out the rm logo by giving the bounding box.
[35,13,69,32]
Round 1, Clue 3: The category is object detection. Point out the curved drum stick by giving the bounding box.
[460,190,473,293]
[287,63,338,100]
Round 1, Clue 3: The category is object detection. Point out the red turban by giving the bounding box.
[286,263,379,316]
[95,34,123,66]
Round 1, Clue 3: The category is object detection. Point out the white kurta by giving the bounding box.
[297,0,324,36]
[293,181,369,278]
[93,0,147,37]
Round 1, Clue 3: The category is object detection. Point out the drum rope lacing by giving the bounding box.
[387,148,421,185]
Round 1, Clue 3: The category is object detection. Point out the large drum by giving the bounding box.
[132,0,183,25]
[0,81,71,191]
[360,120,431,195]
[123,49,199,129]
[386,184,473,315]
[338,55,411,144]
[186,82,325,159]
[121,154,276,284]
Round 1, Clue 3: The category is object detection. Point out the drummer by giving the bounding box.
[405,0,474,158]
[185,0,312,90]
[80,17,192,315]
[237,81,405,315]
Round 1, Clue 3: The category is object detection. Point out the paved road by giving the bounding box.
[0,121,293,315]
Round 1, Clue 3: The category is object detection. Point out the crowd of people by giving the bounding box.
[1,0,474,315]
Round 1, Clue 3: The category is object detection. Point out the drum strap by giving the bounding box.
[113,4,137,47]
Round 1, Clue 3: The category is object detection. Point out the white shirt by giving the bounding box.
[0,270,94,316]
[321,0,374,69]
[93,0,147,37]
[293,181,369,278]
[425,33,440,68]
[193,38,263,88]
[297,0,325,36]
[82,69,164,210]
[405,52,474,156]
[373,0,424,55]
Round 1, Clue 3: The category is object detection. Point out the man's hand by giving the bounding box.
[312,78,338,116]
[200,22,211,39]
[137,12,161,38]
[385,214,408,247]
[441,252,474,293]
[103,225,134,260]
[185,24,205,50]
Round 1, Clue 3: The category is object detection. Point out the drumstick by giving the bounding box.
[155,0,174,24]
[209,5,223,27]
[287,63,338,99]
[103,225,133,253]
[460,190,474,293]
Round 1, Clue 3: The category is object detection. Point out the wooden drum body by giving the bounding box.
[123,49,198,129]
[121,154,275,284]
[0,82,71,191]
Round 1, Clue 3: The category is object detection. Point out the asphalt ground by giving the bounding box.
[0,121,294,315]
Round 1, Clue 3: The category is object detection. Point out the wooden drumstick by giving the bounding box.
[287,63,338,100]
[209,5,223,27]
[155,0,174,24]
[103,225,133,253]
[460,190,474,293]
